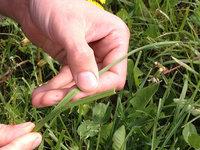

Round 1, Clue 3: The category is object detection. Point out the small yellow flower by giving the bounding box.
[87,0,104,9]
[99,0,106,4]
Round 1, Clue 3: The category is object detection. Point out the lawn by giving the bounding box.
[1,0,200,149]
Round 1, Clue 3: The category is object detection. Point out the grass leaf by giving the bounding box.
[172,56,199,75]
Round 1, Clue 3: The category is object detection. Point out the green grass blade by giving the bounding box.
[55,88,80,109]
[100,41,180,75]
[180,75,189,100]
[48,129,68,150]
[68,89,116,108]
[172,56,199,75]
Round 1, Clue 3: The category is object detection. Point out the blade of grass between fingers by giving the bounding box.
[34,41,180,132]
[55,88,80,109]
[34,88,79,132]
[68,89,116,108]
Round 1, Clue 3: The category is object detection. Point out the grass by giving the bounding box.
[1,0,200,149]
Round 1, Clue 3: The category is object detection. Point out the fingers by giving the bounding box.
[32,66,73,97]
[32,70,126,108]
[0,122,35,147]
[32,66,75,107]
[1,132,42,150]
[32,71,123,107]
[32,87,74,107]
[63,26,99,92]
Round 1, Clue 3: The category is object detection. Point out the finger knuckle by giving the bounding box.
[114,17,130,38]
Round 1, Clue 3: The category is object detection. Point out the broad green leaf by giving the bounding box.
[188,134,200,149]
[77,120,100,140]
[182,123,197,144]
[92,103,109,124]
[112,125,126,150]
[100,122,113,143]
[130,83,159,109]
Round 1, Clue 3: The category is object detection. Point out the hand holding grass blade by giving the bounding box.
[34,41,180,132]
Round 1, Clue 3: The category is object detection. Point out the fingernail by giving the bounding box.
[32,134,42,149]
[77,71,98,92]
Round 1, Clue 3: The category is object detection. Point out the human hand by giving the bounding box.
[16,0,130,107]
[0,122,42,150]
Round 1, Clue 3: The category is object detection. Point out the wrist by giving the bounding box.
[0,0,28,23]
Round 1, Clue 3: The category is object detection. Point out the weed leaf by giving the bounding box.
[130,83,159,109]
[188,134,200,149]
[77,120,100,140]
[100,122,113,143]
[183,123,197,144]
[112,125,126,150]
[92,103,109,124]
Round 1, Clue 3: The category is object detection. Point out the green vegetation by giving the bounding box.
[1,0,200,149]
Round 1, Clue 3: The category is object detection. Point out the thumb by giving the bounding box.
[1,132,42,150]
[0,122,35,147]
[64,28,99,92]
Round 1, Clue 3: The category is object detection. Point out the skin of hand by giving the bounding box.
[3,0,130,108]
[0,122,42,150]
